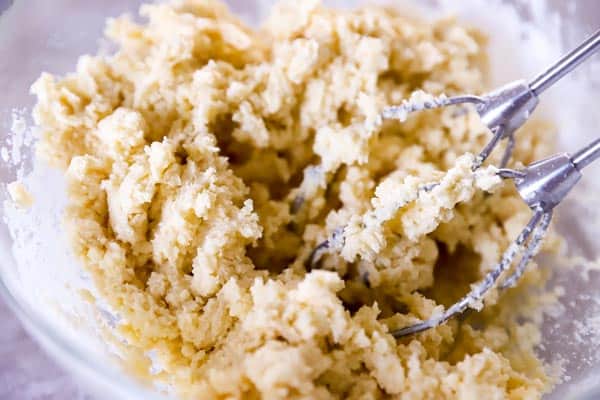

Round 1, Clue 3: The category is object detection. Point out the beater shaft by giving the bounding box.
[530,29,600,96]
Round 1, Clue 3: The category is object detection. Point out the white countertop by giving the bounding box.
[0,299,88,399]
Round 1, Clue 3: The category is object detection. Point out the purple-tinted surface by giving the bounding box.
[0,300,88,399]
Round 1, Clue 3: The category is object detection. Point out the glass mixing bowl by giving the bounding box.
[0,0,598,398]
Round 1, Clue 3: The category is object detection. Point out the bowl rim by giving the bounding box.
[0,254,168,400]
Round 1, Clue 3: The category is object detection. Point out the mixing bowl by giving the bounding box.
[1,0,599,398]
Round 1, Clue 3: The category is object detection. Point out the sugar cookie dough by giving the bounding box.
[7,181,33,208]
[32,0,558,398]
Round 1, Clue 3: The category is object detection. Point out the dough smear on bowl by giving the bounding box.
[31,0,560,398]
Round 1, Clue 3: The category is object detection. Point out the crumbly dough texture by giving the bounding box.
[7,181,34,208]
[32,1,559,398]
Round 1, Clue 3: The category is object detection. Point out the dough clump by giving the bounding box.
[32,0,557,398]
[7,181,34,208]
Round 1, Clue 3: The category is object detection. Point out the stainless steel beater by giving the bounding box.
[392,137,600,337]
[305,28,600,337]
[377,28,600,169]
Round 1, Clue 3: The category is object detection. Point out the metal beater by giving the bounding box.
[306,29,600,337]
[392,137,600,336]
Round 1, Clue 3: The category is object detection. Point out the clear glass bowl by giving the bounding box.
[0,1,598,398]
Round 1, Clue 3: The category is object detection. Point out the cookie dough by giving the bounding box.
[32,0,558,398]
[7,181,33,208]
